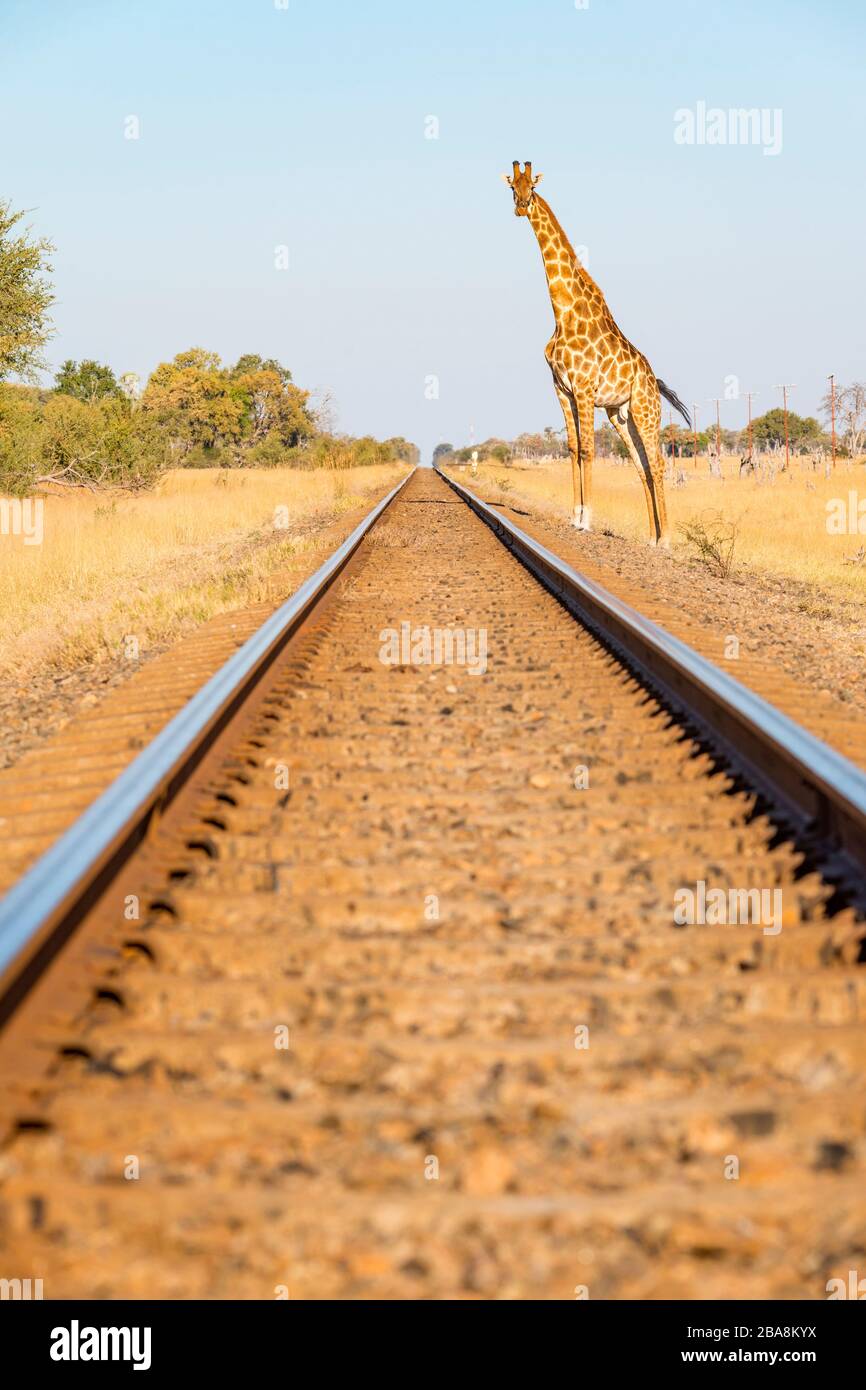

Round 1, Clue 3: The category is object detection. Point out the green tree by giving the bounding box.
[142,348,246,452]
[231,363,316,449]
[382,436,420,465]
[432,442,453,463]
[231,353,293,385]
[55,358,122,402]
[0,201,54,380]
[752,408,824,451]
[821,381,866,459]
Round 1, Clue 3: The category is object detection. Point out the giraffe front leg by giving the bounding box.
[551,378,583,527]
[573,390,595,530]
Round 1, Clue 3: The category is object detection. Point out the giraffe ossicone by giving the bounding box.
[504,161,690,544]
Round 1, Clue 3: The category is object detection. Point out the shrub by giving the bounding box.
[677,509,739,578]
[0,384,166,493]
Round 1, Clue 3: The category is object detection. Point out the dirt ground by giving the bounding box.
[452,460,866,725]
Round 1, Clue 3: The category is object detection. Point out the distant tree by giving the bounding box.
[382,436,420,465]
[119,371,142,404]
[660,423,681,453]
[821,381,866,460]
[513,432,548,459]
[142,348,246,452]
[231,353,293,385]
[595,424,618,458]
[610,431,629,460]
[679,431,711,457]
[0,200,54,380]
[795,416,824,447]
[55,358,122,402]
[231,362,315,448]
[752,408,824,452]
[432,442,453,463]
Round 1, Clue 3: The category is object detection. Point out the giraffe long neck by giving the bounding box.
[527,194,597,318]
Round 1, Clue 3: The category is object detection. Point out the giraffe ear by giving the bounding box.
[501,172,513,185]
[532,173,543,186]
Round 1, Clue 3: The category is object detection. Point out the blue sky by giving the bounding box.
[2,0,864,459]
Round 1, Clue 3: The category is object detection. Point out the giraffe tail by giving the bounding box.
[657,379,691,428]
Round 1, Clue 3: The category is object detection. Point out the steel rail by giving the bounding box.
[436,465,866,886]
[0,468,416,1023]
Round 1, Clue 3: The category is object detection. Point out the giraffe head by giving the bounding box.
[502,160,542,216]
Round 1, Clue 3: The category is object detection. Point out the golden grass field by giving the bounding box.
[463,455,866,601]
[0,463,407,682]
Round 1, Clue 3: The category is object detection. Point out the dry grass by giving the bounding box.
[0,464,407,680]
[459,456,866,599]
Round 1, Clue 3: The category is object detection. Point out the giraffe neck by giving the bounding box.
[527,194,596,318]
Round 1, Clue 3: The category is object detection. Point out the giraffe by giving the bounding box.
[503,160,690,544]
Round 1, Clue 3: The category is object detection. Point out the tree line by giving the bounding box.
[436,393,865,469]
[0,199,417,493]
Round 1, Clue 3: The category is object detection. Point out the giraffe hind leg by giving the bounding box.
[606,406,660,544]
[628,380,668,546]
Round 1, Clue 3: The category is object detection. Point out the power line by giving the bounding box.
[708,398,722,468]
[827,374,836,469]
[771,384,796,470]
[743,391,758,462]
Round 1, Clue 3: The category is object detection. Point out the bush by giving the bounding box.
[0,384,166,494]
[677,510,738,578]
[0,348,417,496]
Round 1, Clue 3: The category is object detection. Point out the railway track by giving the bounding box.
[0,465,865,1300]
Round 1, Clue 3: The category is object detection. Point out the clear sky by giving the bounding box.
[2,0,864,459]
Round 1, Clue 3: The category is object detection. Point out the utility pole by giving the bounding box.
[771,384,796,470]
[708,398,722,474]
[691,404,699,466]
[827,373,837,469]
[744,390,758,463]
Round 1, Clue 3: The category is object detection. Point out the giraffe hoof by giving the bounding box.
[572,506,592,531]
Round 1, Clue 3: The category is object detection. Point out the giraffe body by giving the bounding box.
[504,162,689,543]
